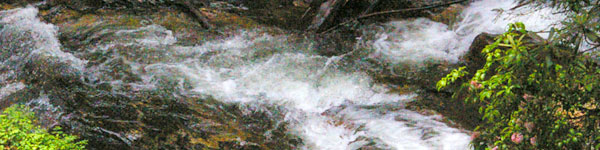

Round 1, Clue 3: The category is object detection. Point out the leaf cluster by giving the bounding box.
[437,0,600,147]
[0,105,87,150]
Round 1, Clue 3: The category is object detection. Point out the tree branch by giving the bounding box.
[319,0,468,34]
[173,0,214,29]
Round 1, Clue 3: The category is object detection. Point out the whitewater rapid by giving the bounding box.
[370,0,565,64]
[0,0,567,149]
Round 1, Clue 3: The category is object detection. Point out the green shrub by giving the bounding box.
[0,105,87,150]
[437,0,600,149]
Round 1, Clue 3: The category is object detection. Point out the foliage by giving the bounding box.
[437,0,600,148]
[0,105,87,150]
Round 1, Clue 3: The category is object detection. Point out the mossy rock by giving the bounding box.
[0,3,15,11]
[428,4,464,28]
[205,8,260,29]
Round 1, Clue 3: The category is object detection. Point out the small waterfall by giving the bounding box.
[369,0,565,64]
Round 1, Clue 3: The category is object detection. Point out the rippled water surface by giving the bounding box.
[0,0,565,149]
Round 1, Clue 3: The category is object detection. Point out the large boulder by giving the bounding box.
[461,32,497,72]
[461,32,544,73]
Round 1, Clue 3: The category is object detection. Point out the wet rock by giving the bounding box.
[5,80,302,149]
[314,30,358,56]
[47,0,103,12]
[349,136,391,150]
[307,0,467,32]
[428,4,464,28]
[234,0,313,30]
[462,32,544,74]
[461,32,497,72]
[1,6,302,150]
[205,8,260,29]
[41,0,214,28]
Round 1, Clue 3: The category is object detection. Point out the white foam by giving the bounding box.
[142,32,472,149]
[1,7,478,150]
[0,82,25,100]
[296,115,365,150]
[116,25,177,47]
[369,0,566,64]
[372,18,460,63]
[0,7,86,70]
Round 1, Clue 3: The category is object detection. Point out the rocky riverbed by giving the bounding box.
[0,0,565,149]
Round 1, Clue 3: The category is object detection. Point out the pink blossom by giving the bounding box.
[491,146,498,150]
[471,132,480,140]
[470,80,482,89]
[522,94,532,100]
[524,122,535,132]
[511,132,523,144]
[470,80,477,86]
[530,136,537,145]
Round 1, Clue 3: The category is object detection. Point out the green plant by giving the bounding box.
[437,0,600,148]
[438,22,599,149]
[0,105,87,150]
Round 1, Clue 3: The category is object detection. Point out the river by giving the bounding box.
[0,0,564,149]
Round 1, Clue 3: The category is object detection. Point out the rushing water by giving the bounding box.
[0,0,566,149]
[370,0,565,64]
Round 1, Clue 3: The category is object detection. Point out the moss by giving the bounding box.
[152,10,203,32]
[0,3,14,11]
[66,14,100,29]
[428,4,465,28]
[207,9,260,29]
[190,132,249,149]
[41,8,81,24]
[116,16,143,28]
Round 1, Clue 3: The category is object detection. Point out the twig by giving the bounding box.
[96,127,133,146]
[510,0,533,10]
[360,0,381,16]
[301,7,312,19]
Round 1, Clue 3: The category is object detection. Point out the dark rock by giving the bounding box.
[349,136,391,150]
[314,29,358,56]
[1,5,302,149]
[234,0,314,30]
[1,0,43,6]
[307,0,467,32]
[462,32,544,72]
[47,0,104,12]
[461,32,497,72]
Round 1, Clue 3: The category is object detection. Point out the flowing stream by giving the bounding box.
[0,0,564,149]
